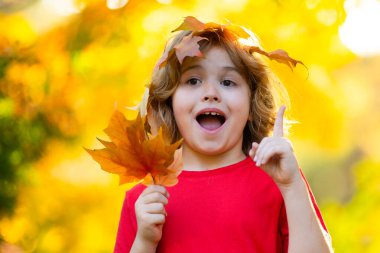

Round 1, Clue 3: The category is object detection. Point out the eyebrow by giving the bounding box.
[181,64,202,74]
[181,64,241,74]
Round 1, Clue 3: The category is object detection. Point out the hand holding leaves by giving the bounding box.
[86,110,182,186]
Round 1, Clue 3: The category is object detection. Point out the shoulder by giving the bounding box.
[124,183,146,204]
[242,157,282,186]
[242,158,285,202]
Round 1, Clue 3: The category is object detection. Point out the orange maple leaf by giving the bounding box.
[156,46,176,70]
[155,34,207,69]
[174,34,208,64]
[248,46,305,71]
[266,49,305,70]
[157,16,252,70]
[172,16,205,32]
[86,110,183,186]
[167,16,305,71]
[172,16,250,39]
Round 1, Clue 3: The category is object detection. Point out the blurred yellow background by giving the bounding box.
[1,0,379,252]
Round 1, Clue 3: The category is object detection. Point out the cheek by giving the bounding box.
[242,89,251,118]
[229,90,251,118]
[172,88,192,127]
[172,89,184,116]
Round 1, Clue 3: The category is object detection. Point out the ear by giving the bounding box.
[248,111,253,121]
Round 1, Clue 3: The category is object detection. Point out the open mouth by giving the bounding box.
[196,111,226,131]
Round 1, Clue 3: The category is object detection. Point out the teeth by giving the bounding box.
[202,112,220,116]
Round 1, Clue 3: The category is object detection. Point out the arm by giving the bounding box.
[279,172,332,253]
[114,185,168,253]
[130,236,158,253]
[249,106,333,253]
[130,185,169,253]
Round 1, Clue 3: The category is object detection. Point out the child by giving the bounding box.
[114,18,333,253]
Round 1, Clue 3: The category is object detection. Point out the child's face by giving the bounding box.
[172,47,251,157]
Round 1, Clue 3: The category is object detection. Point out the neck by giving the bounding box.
[181,144,246,171]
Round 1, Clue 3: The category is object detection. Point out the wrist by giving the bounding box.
[277,171,305,196]
[132,233,158,253]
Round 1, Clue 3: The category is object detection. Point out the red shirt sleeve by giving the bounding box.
[114,191,138,253]
[279,168,331,251]
[279,203,289,253]
[299,169,329,232]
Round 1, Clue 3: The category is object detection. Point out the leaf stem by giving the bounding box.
[152,174,156,185]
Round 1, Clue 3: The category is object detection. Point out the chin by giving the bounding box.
[194,145,230,156]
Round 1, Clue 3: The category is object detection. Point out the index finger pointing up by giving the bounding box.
[273,105,286,137]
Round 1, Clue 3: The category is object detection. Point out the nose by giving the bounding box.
[202,81,221,102]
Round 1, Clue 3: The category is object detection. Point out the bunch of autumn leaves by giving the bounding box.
[86,16,304,187]
[86,108,183,186]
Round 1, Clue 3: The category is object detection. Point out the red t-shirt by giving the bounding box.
[114,157,328,253]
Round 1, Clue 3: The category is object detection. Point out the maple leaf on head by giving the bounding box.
[172,16,205,32]
[155,34,207,69]
[174,34,208,64]
[157,16,251,70]
[172,16,250,40]
[86,110,183,186]
[266,49,305,71]
[223,23,250,39]
[155,46,176,70]
[248,46,305,71]
[167,16,305,71]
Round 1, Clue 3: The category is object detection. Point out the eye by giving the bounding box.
[186,78,202,85]
[221,80,236,87]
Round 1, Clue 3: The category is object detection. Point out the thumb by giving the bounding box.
[249,142,259,158]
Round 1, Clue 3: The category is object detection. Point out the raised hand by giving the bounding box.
[249,106,300,189]
[133,185,169,248]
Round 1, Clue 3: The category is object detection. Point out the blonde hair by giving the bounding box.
[147,28,289,155]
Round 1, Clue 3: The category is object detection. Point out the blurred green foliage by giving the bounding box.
[0,41,78,218]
